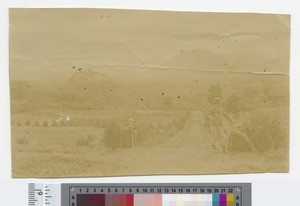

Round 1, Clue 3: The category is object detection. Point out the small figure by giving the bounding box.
[125,119,137,148]
[208,97,233,152]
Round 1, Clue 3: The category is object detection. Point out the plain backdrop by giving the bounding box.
[1,0,300,205]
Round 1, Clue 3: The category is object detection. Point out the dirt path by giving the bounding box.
[160,111,213,151]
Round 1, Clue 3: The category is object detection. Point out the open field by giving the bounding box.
[11,106,289,177]
[10,70,289,177]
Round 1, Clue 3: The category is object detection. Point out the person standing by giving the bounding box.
[208,97,233,152]
[127,119,137,148]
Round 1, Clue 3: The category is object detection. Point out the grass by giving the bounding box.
[12,154,123,177]
[11,104,289,177]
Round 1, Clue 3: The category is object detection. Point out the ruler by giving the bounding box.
[28,183,251,206]
[28,183,61,206]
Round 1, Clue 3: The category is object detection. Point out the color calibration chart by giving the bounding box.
[29,183,251,206]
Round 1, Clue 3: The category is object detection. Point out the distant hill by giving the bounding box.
[164,49,288,74]
[64,69,116,93]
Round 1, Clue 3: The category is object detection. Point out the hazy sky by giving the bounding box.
[10,9,290,73]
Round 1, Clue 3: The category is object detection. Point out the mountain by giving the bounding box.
[163,49,288,74]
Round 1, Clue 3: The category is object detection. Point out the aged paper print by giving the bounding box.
[10,9,290,177]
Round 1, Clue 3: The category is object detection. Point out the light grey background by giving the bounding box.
[1,0,300,205]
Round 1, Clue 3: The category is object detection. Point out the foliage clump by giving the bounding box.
[103,120,122,150]
[76,134,96,147]
[17,136,29,145]
[242,111,288,153]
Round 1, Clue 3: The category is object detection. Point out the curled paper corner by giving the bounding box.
[277,14,291,29]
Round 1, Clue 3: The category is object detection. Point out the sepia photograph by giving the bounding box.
[10,9,290,177]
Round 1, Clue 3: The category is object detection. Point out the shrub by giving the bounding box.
[42,121,48,127]
[60,120,67,127]
[103,120,122,150]
[242,111,288,153]
[207,83,223,104]
[51,121,57,127]
[16,136,29,145]
[76,134,96,147]
[25,120,31,126]
[225,95,252,115]
[35,121,40,127]
[135,122,148,143]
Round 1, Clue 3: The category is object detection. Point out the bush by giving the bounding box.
[60,120,67,127]
[207,83,223,104]
[42,121,48,127]
[76,134,96,147]
[25,120,31,126]
[51,121,57,127]
[35,121,40,127]
[16,136,29,145]
[225,95,252,115]
[103,120,122,150]
[135,122,149,143]
[242,111,288,153]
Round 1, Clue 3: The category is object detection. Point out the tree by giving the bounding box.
[207,83,223,104]
[25,120,31,126]
[225,95,254,115]
[63,69,116,107]
[103,120,122,150]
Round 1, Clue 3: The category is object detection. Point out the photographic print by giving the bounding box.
[10,9,290,177]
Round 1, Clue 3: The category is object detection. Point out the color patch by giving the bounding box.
[76,193,234,206]
[199,194,213,206]
[162,194,213,206]
[220,194,227,206]
[77,194,105,206]
[212,194,220,206]
[134,194,162,206]
[106,194,134,206]
[227,194,234,206]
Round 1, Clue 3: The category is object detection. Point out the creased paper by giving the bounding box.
[10,8,290,177]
